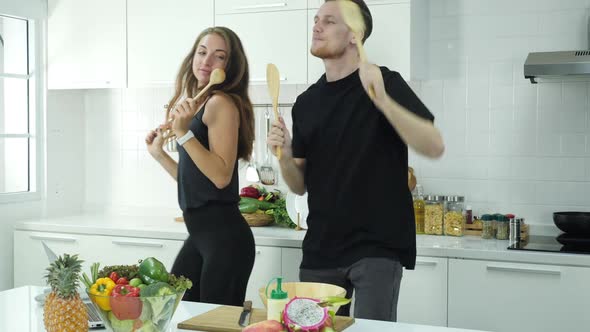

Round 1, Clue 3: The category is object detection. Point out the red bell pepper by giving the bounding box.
[240,186,260,199]
[116,277,129,285]
[109,284,142,320]
[109,272,119,283]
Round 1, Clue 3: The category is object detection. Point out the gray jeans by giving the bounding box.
[299,257,403,321]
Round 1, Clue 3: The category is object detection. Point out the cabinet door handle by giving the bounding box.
[30,235,77,243]
[415,260,437,267]
[250,77,287,83]
[112,240,164,248]
[233,3,287,10]
[486,263,561,276]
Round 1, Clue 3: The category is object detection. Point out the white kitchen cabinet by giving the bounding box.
[281,247,303,283]
[93,235,184,271]
[398,256,448,327]
[448,258,590,332]
[309,0,410,8]
[127,0,214,87]
[13,230,95,287]
[215,0,305,15]
[215,10,308,85]
[47,0,126,89]
[245,246,282,309]
[307,2,411,83]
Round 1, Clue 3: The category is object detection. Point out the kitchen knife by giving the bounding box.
[238,300,252,327]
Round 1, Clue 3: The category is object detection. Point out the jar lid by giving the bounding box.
[481,214,493,221]
[425,195,444,201]
[505,213,515,218]
[445,195,464,202]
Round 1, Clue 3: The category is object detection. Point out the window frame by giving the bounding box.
[0,15,45,203]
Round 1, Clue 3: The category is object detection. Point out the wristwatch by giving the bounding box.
[176,130,195,146]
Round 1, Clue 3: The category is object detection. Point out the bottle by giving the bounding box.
[266,277,289,322]
[465,205,473,224]
[413,184,425,234]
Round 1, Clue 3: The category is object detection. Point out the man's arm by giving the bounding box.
[279,157,306,195]
[359,63,445,159]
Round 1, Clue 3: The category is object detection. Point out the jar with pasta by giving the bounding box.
[480,214,495,239]
[424,195,444,235]
[444,196,465,237]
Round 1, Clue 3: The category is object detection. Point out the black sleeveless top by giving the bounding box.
[177,103,239,211]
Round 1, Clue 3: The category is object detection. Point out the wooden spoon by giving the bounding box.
[338,0,375,99]
[164,68,226,137]
[266,63,282,160]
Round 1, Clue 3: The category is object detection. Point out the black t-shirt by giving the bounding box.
[177,104,239,211]
[291,67,434,270]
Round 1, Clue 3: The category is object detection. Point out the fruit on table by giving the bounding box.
[282,297,330,332]
[240,185,260,198]
[89,277,117,311]
[139,257,169,285]
[43,254,88,332]
[110,284,142,320]
[129,277,143,287]
[242,319,285,332]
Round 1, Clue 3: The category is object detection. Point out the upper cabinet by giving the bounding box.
[47,0,126,89]
[215,0,305,14]
[308,1,411,83]
[127,0,214,87]
[216,10,308,85]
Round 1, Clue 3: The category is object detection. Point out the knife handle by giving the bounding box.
[244,300,252,311]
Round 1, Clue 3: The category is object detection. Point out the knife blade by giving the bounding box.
[238,300,252,327]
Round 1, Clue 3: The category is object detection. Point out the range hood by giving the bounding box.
[524,19,590,83]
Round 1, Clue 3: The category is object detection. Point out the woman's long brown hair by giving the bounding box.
[166,27,254,161]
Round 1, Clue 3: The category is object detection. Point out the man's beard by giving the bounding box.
[310,43,344,60]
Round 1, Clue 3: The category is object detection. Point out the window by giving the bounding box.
[0,14,43,202]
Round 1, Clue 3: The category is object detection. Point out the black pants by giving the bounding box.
[300,257,403,321]
[171,202,255,305]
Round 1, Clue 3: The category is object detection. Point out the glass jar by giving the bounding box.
[424,195,444,235]
[444,196,465,237]
[496,215,509,240]
[480,214,495,239]
[413,184,425,234]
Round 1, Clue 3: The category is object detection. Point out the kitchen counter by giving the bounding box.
[15,212,590,267]
[1,286,488,332]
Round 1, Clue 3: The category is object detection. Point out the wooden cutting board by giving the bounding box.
[177,305,355,332]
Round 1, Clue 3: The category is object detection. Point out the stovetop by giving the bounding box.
[508,235,590,254]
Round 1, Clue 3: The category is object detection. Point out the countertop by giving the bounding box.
[15,212,590,268]
[1,286,488,332]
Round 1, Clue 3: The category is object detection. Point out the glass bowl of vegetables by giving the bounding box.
[82,258,192,332]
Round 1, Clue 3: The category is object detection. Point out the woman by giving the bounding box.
[145,27,255,305]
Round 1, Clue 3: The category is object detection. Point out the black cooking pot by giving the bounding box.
[553,212,590,236]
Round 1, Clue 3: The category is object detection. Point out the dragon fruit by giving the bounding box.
[282,297,331,332]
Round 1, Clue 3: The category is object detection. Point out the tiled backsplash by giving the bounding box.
[49,1,590,233]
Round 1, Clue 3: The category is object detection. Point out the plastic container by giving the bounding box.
[481,214,495,239]
[413,184,425,234]
[496,215,509,240]
[424,195,444,235]
[444,196,465,237]
[265,277,289,322]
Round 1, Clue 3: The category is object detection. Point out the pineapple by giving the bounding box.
[43,254,88,332]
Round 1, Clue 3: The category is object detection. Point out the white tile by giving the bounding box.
[121,112,138,131]
[486,180,512,204]
[534,182,561,205]
[509,182,537,205]
[441,130,466,156]
[563,82,588,107]
[536,134,561,156]
[585,158,590,181]
[514,84,537,107]
[489,85,513,108]
[510,157,537,181]
[559,111,587,133]
[489,108,513,133]
[539,10,589,37]
[513,108,536,132]
[487,157,511,179]
[558,158,586,182]
[561,134,586,156]
[420,80,444,112]
[535,158,562,181]
[537,109,560,132]
[538,83,562,107]
[467,62,489,87]
[489,133,512,156]
[467,83,490,110]
[466,108,490,132]
[511,133,536,157]
[466,131,490,156]
[490,63,513,86]
[443,82,467,110]
[122,133,138,151]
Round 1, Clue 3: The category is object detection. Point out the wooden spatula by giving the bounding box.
[164,68,226,139]
[266,63,282,160]
[338,0,375,99]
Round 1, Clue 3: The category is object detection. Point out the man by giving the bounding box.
[267,0,444,321]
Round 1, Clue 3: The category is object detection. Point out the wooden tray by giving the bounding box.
[242,213,273,227]
[465,222,529,241]
[178,305,355,332]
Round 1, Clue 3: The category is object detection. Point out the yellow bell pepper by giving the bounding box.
[89,277,116,311]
